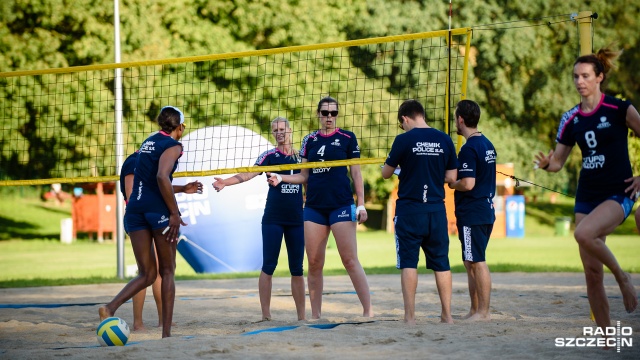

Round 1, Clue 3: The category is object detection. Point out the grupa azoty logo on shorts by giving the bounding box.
[554,321,632,353]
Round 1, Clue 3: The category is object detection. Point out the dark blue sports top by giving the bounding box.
[385,127,458,215]
[126,132,182,214]
[454,135,497,225]
[300,128,360,210]
[255,148,303,225]
[556,94,632,203]
[119,152,138,202]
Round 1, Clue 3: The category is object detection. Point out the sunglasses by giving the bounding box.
[398,116,405,130]
[320,110,339,117]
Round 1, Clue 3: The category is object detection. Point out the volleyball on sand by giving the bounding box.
[96,317,130,346]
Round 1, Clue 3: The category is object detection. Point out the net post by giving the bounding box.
[577,10,593,56]
[114,0,125,280]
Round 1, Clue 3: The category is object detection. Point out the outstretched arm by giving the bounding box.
[626,105,640,137]
[174,180,203,194]
[267,169,308,186]
[622,105,640,200]
[381,164,396,179]
[534,143,572,173]
[212,172,260,192]
[267,158,309,186]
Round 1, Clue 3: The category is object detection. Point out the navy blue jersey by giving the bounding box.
[454,135,497,225]
[556,94,632,202]
[119,152,138,202]
[385,127,458,215]
[126,132,182,214]
[300,129,360,210]
[255,148,303,225]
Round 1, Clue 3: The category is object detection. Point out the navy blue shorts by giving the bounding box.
[575,194,635,222]
[394,212,450,271]
[125,212,171,233]
[457,224,493,262]
[304,204,355,226]
[261,223,305,276]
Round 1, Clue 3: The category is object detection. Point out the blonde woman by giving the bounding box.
[213,117,306,321]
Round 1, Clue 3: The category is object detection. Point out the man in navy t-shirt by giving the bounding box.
[382,99,458,325]
[448,100,496,321]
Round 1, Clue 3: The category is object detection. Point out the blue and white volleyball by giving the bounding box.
[96,317,130,346]
[174,126,271,273]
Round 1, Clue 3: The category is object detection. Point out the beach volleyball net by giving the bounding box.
[0,28,471,186]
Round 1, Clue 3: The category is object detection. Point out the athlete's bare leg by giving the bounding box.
[291,275,306,320]
[152,227,177,338]
[465,261,491,321]
[401,268,418,325]
[435,270,453,324]
[575,203,638,318]
[259,271,273,320]
[132,288,147,331]
[99,229,157,321]
[331,221,373,317]
[304,221,330,319]
[462,261,477,319]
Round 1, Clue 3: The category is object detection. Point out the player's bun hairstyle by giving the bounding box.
[574,45,621,87]
[455,100,481,128]
[157,106,184,133]
[398,99,425,124]
[317,96,339,112]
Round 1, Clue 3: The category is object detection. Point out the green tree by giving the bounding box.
[1,0,639,204]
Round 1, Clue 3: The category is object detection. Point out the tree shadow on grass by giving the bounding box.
[526,201,638,236]
[0,216,58,240]
[32,203,72,216]
[612,215,639,236]
[525,201,575,228]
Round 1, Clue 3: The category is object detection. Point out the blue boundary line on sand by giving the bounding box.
[243,320,376,335]
[0,302,103,309]
[1,291,364,309]
[0,299,136,309]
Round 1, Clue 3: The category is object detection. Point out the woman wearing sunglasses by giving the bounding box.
[268,96,373,319]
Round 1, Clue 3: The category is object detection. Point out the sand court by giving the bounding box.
[0,273,638,359]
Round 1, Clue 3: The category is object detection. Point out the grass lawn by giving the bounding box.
[0,191,638,288]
